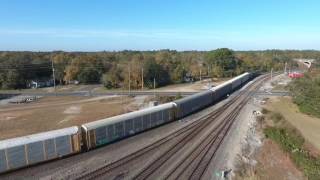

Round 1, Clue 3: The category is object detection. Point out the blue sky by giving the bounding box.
[0,0,320,51]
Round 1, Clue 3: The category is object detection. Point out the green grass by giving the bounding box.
[264,114,320,180]
[288,72,320,119]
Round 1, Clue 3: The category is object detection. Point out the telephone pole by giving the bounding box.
[141,68,144,90]
[128,66,131,96]
[50,54,56,95]
[271,68,273,81]
[284,62,287,74]
[153,77,156,98]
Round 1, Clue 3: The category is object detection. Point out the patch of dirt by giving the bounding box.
[0,96,138,140]
[254,139,305,180]
[63,105,82,114]
[0,113,18,121]
[236,137,305,180]
[153,78,228,92]
[303,142,320,158]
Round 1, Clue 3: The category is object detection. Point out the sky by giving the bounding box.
[1,0,320,51]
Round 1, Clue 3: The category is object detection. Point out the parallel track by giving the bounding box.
[75,75,267,180]
[75,94,241,180]
[134,77,262,180]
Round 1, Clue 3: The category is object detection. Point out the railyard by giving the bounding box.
[0,73,269,179]
[0,96,140,140]
[1,1,319,179]
[0,78,219,140]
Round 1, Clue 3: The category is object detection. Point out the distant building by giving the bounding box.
[293,58,314,69]
[68,80,80,85]
[184,72,193,82]
[28,79,54,88]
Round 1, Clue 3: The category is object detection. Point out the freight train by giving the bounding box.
[0,72,257,174]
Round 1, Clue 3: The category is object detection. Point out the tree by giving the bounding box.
[64,54,104,84]
[171,65,186,83]
[0,69,26,89]
[64,58,81,83]
[52,53,71,84]
[127,54,144,89]
[102,65,123,89]
[143,58,170,88]
[77,67,101,84]
[206,48,238,77]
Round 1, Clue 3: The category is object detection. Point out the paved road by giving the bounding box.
[0,90,290,97]
[0,91,197,97]
[253,91,291,96]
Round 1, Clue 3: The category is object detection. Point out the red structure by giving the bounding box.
[288,72,304,78]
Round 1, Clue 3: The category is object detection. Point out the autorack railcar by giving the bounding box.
[81,102,177,150]
[173,90,214,119]
[0,127,81,174]
[230,72,250,90]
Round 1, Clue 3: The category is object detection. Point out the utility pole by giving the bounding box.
[128,66,131,96]
[271,68,273,81]
[51,54,56,95]
[200,68,202,81]
[284,62,287,74]
[153,77,156,98]
[141,68,144,90]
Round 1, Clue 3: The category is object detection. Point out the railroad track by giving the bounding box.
[134,80,259,180]
[75,75,268,180]
[134,76,266,180]
[166,92,252,180]
[75,95,242,180]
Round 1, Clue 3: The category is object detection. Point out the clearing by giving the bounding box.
[0,95,141,140]
[264,96,320,150]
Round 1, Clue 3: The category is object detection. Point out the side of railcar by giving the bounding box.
[212,81,233,101]
[231,73,249,91]
[81,103,176,150]
[249,71,260,80]
[174,90,214,119]
[0,127,81,174]
[241,73,250,84]
[231,76,242,91]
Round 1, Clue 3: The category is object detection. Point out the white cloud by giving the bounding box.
[0,28,226,41]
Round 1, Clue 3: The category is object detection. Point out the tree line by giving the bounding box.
[1,49,318,90]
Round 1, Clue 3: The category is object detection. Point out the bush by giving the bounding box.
[288,73,320,118]
[264,127,320,179]
[261,108,270,114]
[270,112,284,123]
[77,67,101,84]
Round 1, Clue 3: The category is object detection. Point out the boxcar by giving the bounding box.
[241,72,250,84]
[212,80,232,100]
[174,90,214,119]
[0,127,81,174]
[230,72,250,91]
[81,102,176,150]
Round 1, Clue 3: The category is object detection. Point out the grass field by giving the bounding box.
[265,97,320,150]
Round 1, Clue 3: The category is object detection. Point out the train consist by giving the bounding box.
[0,72,257,174]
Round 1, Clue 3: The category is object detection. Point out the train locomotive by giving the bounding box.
[0,72,257,174]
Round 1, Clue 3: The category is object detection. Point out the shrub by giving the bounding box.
[264,127,320,179]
